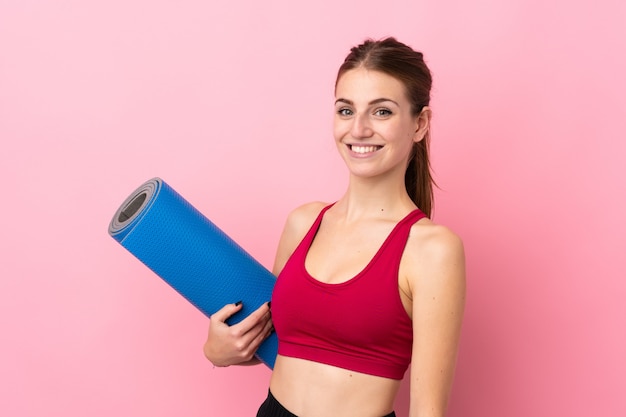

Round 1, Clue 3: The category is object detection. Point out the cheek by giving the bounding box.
[393,122,417,143]
[333,119,347,141]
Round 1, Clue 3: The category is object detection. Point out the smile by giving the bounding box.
[350,144,383,154]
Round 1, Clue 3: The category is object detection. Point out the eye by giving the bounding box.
[337,108,353,117]
[373,108,393,117]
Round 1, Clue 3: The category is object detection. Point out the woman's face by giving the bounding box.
[333,68,425,181]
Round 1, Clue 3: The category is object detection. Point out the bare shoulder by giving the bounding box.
[409,220,464,260]
[404,220,466,290]
[284,201,329,233]
[272,201,328,275]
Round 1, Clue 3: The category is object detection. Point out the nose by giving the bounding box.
[350,114,374,139]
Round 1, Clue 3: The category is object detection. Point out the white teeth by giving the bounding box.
[351,145,379,154]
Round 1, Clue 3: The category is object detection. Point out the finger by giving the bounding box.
[232,311,271,352]
[231,302,271,334]
[261,316,274,338]
[245,312,273,344]
[248,317,275,352]
[210,301,243,323]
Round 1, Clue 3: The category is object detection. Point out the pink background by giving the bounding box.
[1,1,625,416]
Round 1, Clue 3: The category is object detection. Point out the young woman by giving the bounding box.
[204,38,466,417]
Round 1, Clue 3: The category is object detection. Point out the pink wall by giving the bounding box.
[1,1,624,416]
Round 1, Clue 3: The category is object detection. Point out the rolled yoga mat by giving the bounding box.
[108,177,278,368]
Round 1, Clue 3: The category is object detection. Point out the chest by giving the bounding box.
[305,219,399,285]
[272,225,415,359]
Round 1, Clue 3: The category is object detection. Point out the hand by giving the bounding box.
[203,302,273,367]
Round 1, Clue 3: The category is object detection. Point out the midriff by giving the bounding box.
[269,355,401,417]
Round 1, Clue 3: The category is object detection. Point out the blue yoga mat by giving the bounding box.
[108,177,277,368]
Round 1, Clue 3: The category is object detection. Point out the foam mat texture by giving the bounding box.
[109,178,277,368]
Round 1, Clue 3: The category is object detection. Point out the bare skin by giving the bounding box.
[204,68,466,417]
[203,302,272,367]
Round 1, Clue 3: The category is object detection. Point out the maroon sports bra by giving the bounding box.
[271,205,426,379]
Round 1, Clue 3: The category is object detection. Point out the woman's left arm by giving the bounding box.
[407,226,466,417]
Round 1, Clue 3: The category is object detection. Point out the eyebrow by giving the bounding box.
[334,98,400,107]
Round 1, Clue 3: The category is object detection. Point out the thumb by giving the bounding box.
[210,301,243,323]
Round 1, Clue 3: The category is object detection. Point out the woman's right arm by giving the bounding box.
[203,202,325,367]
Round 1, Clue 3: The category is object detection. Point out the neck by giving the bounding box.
[334,173,416,221]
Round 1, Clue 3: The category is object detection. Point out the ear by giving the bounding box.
[413,106,431,143]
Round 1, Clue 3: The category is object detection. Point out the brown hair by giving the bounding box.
[336,37,435,217]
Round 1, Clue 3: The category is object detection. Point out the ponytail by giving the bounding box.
[405,134,434,218]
